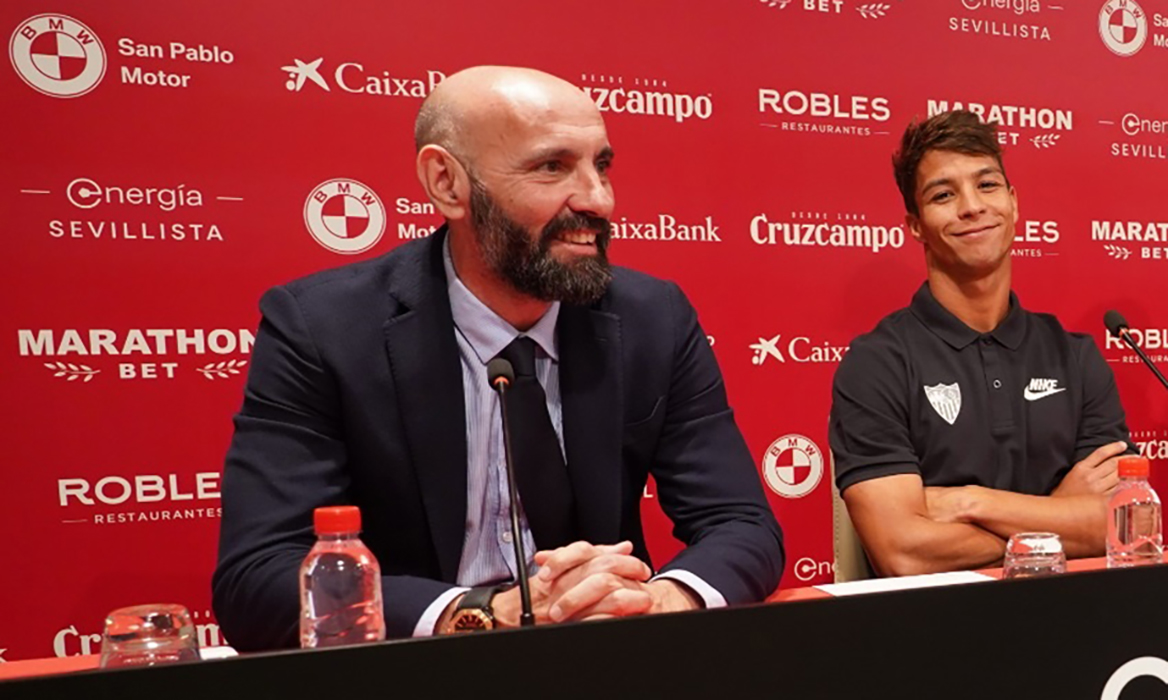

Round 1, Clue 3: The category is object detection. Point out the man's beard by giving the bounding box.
[469,177,613,306]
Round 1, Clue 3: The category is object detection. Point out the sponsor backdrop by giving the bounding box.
[3,0,1167,661]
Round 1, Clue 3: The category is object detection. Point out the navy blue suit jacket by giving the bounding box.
[212,228,783,650]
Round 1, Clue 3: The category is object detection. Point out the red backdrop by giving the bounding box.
[4,0,1168,661]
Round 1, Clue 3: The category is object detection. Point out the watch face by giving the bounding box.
[450,609,493,633]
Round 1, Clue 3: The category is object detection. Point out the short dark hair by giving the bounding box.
[892,110,1008,216]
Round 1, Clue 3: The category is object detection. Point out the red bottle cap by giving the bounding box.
[314,506,361,535]
[1119,456,1150,479]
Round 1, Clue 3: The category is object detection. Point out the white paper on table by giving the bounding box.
[815,570,994,597]
[198,646,239,660]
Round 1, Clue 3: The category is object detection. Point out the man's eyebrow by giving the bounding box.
[522,146,615,167]
[522,147,576,166]
[920,166,1004,194]
[920,176,954,194]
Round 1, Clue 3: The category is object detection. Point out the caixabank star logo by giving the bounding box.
[9,14,105,98]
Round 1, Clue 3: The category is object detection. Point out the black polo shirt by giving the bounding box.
[830,283,1134,495]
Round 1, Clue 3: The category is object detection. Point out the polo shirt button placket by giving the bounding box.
[979,335,1014,434]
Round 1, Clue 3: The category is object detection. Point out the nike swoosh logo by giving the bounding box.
[1024,387,1067,401]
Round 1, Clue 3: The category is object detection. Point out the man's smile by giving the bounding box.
[951,223,999,238]
[551,231,599,250]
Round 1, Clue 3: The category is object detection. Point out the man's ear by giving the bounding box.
[906,212,924,244]
[416,145,471,220]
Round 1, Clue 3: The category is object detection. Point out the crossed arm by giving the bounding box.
[844,441,1127,577]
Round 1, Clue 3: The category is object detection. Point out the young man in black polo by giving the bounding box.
[829,110,1135,577]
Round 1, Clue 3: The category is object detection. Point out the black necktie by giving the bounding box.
[496,336,576,550]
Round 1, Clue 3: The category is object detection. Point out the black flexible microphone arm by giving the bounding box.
[487,358,536,627]
[1105,310,1168,392]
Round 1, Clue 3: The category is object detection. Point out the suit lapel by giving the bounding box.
[382,229,467,582]
[558,306,623,545]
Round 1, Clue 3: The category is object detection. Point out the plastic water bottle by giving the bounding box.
[1106,456,1163,568]
[300,506,386,647]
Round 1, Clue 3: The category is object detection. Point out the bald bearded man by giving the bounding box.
[212,66,784,650]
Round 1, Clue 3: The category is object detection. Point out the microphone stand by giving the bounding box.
[1118,329,1168,392]
[493,378,536,627]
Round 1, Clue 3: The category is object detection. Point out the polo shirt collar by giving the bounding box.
[443,235,560,365]
[910,282,1026,351]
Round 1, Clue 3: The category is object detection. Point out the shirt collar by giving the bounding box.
[443,236,560,365]
[909,282,1026,351]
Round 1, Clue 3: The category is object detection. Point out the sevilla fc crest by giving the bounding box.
[924,382,962,425]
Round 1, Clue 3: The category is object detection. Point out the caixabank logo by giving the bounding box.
[18,327,254,383]
[609,213,722,243]
[10,13,235,96]
[283,56,445,98]
[749,333,850,366]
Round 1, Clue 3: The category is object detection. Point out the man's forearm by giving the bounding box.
[963,487,1107,557]
[869,515,1006,577]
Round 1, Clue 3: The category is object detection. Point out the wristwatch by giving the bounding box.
[444,584,508,634]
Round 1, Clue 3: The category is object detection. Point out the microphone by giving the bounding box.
[486,358,535,627]
[1105,310,1168,392]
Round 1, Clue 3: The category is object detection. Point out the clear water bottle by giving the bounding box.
[300,506,386,647]
[1106,456,1163,568]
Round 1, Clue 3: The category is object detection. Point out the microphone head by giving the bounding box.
[1104,310,1129,337]
[487,358,514,390]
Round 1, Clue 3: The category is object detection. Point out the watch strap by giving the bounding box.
[456,584,506,614]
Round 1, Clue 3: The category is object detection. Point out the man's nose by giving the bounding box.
[569,167,615,219]
[957,186,988,219]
